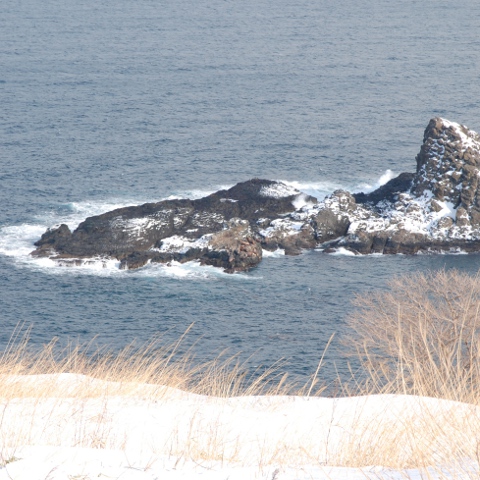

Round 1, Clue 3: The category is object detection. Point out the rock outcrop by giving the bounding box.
[330,117,480,254]
[31,118,480,272]
[32,179,317,272]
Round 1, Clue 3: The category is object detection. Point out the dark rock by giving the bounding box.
[32,224,72,257]
[261,223,317,254]
[338,231,375,254]
[383,231,426,254]
[201,220,262,272]
[313,207,350,243]
[412,118,480,202]
[370,234,388,253]
[277,225,317,255]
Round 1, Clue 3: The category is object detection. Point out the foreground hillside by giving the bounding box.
[2,270,480,479]
[1,373,479,480]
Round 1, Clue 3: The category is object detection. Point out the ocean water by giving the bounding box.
[2,0,480,385]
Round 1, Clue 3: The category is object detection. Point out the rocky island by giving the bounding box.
[32,118,480,272]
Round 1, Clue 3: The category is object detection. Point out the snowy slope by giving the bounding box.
[0,374,478,479]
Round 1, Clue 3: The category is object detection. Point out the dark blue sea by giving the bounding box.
[2,0,480,385]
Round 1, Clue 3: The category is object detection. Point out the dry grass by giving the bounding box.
[0,324,305,401]
[346,269,480,403]
[333,269,480,474]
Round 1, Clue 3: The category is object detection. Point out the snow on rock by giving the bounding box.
[154,234,212,254]
[259,183,300,198]
[109,216,157,237]
[412,118,480,208]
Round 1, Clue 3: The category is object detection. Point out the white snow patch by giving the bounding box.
[110,216,156,237]
[326,184,480,242]
[440,118,480,152]
[259,183,300,198]
[259,218,304,238]
[154,235,211,254]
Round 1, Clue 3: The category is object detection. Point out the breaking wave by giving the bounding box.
[281,169,397,200]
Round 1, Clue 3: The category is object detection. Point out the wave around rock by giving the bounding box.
[31,118,480,272]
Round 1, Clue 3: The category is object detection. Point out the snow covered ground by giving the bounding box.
[0,374,479,479]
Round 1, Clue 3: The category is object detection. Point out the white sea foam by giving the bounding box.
[352,169,397,194]
[0,186,232,277]
[163,185,234,201]
[0,228,257,279]
[0,224,47,258]
[262,248,285,258]
[328,247,358,256]
[292,193,315,209]
[138,261,261,280]
[281,171,397,201]
[281,180,345,200]
[377,169,396,187]
[0,222,256,280]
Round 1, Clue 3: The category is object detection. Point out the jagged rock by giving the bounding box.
[430,199,443,213]
[455,207,470,227]
[201,219,262,272]
[33,224,72,256]
[412,117,480,209]
[326,117,480,254]
[313,208,350,243]
[312,191,354,243]
[30,118,480,271]
[260,218,317,254]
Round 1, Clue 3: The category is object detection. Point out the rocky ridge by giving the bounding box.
[32,118,480,272]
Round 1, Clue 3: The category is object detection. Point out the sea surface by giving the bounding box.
[2,0,480,386]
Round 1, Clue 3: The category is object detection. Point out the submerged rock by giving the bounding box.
[31,118,480,271]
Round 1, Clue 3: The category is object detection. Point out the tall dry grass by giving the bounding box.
[330,269,480,473]
[346,269,480,403]
[0,324,311,401]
